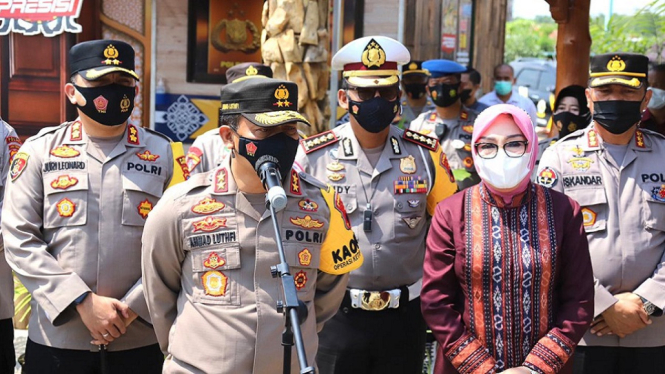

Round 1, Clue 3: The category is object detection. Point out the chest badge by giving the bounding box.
[137,199,153,219]
[327,161,345,172]
[203,252,226,269]
[290,215,324,229]
[193,217,228,232]
[298,199,319,212]
[202,271,228,296]
[403,216,422,229]
[328,172,345,182]
[407,199,420,208]
[298,248,312,266]
[51,175,79,190]
[651,185,665,202]
[567,146,594,172]
[192,197,226,215]
[136,150,160,161]
[581,208,597,227]
[56,198,76,217]
[50,145,80,158]
[294,270,308,290]
[400,155,417,174]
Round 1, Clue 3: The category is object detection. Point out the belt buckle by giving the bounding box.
[361,291,391,311]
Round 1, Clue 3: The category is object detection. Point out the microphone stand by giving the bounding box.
[267,199,316,374]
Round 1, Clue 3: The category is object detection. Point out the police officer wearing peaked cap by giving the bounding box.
[186,62,274,176]
[537,52,665,374]
[2,39,187,374]
[142,76,363,374]
[394,60,435,129]
[295,36,458,374]
[410,59,481,190]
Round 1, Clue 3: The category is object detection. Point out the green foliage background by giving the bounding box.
[505,0,665,64]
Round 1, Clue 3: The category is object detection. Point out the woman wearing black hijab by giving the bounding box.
[551,85,592,138]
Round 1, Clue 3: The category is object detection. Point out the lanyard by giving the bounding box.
[356,167,382,232]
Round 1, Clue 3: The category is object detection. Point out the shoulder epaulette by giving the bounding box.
[460,110,468,120]
[301,130,339,154]
[403,129,439,151]
[26,122,69,142]
[143,126,174,143]
[298,171,328,190]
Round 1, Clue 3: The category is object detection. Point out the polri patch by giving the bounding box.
[202,271,228,296]
[9,152,29,181]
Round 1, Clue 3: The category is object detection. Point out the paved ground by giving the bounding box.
[13,329,26,374]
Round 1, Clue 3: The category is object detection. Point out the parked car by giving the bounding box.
[510,58,556,128]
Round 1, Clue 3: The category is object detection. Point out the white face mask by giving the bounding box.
[475,149,532,190]
[648,87,665,110]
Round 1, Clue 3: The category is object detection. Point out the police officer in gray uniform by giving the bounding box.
[394,60,435,129]
[537,53,665,374]
[409,59,480,190]
[2,40,184,373]
[186,62,273,175]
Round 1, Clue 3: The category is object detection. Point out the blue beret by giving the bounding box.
[422,59,466,78]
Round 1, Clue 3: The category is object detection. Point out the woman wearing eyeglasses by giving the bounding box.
[421,104,594,374]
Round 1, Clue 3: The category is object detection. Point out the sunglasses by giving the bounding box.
[347,85,400,101]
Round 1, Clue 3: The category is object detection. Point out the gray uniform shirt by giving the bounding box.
[2,120,175,351]
[186,128,229,176]
[0,119,20,320]
[537,125,665,347]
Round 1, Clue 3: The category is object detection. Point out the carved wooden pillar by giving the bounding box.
[472,0,508,95]
[547,0,591,95]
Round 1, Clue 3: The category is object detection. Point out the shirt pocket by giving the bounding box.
[190,245,241,306]
[284,243,321,301]
[393,196,427,242]
[43,173,88,228]
[121,175,164,226]
[566,187,607,233]
[643,188,665,231]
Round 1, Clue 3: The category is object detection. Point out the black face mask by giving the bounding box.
[348,96,400,133]
[430,83,460,108]
[592,100,643,135]
[236,131,299,182]
[74,84,135,126]
[459,89,473,103]
[403,84,427,99]
[553,111,588,138]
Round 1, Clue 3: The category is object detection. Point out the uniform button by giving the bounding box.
[373,210,379,216]
[346,203,353,210]
[397,203,403,209]
[375,244,381,249]
[342,307,349,314]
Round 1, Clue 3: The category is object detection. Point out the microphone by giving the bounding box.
[255,155,288,211]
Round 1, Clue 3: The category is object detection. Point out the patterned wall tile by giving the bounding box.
[103,0,144,34]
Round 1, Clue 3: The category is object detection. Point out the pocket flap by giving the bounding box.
[566,187,607,206]
[122,175,164,198]
[44,173,88,195]
[191,246,241,272]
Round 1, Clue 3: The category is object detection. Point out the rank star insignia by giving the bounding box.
[203,252,226,269]
[400,155,417,174]
[298,199,319,212]
[71,122,82,141]
[587,129,599,148]
[327,161,345,172]
[136,150,160,161]
[215,168,228,193]
[651,185,665,202]
[56,198,75,217]
[298,248,312,266]
[194,216,228,232]
[635,130,645,148]
[202,271,228,296]
[50,175,79,190]
[581,207,597,227]
[192,197,226,215]
[127,125,139,145]
[9,152,29,181]
[290,215,324,229]
[391,136,401,154]
[290,169,302,195]
[328,172,345,182]
[403,216,422,229]
[536,167,558,188]
[137,199,153,219]
[93,95,108,113]
[294,270,308,290]
[50,145,80,158]
[245,142,258,157]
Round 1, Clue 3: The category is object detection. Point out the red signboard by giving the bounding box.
[441,33,456,53]
[0,0,82,21]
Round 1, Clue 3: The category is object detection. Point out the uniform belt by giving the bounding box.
[346,278,422,311]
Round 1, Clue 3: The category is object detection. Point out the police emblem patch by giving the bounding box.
[651,185,665,202]
[136,150,160,161]
[50,145,80,158]
[581,207,597,227]
[298,248,312,266]
[202,271,228,296]
[294,270,308,290]
[440,153,455,183]
[193,217,228,232]
[192,197,226,215]
[56,198,76,217]
[536,167,558,188]
[10,152,29,181]
[399,155,417,174]
[137,199,153,219]
[50,175,79,190]
[298,199,319,212]
[290,215,324,229]
[186,146,203,171]
[203,252,226,269]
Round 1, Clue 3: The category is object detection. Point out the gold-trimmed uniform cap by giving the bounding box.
[219,77,310,127]
[69,39,139,81]
[589,53,648,89]
[402,60,429,77]
[332,35,410,87]
[226,62,273,83]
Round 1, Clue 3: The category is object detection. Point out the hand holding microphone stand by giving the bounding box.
[256,156,316,374]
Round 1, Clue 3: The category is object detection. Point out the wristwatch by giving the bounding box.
[639,295,656,316]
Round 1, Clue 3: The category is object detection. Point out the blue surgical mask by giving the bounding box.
[494,81,513,96]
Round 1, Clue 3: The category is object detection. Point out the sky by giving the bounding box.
[512,0,656,19]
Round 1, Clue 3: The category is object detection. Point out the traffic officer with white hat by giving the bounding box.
[186,62,273,176]
[2,39,187,373]
[142,76,363,373]
[537,52,665,374]
[409,59,480,190]
[295,36,458,373]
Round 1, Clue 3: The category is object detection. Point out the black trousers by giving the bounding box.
[24,339,163,374]
[573,345,665,374]
[0,318,14,374]
[316,295,427,374]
